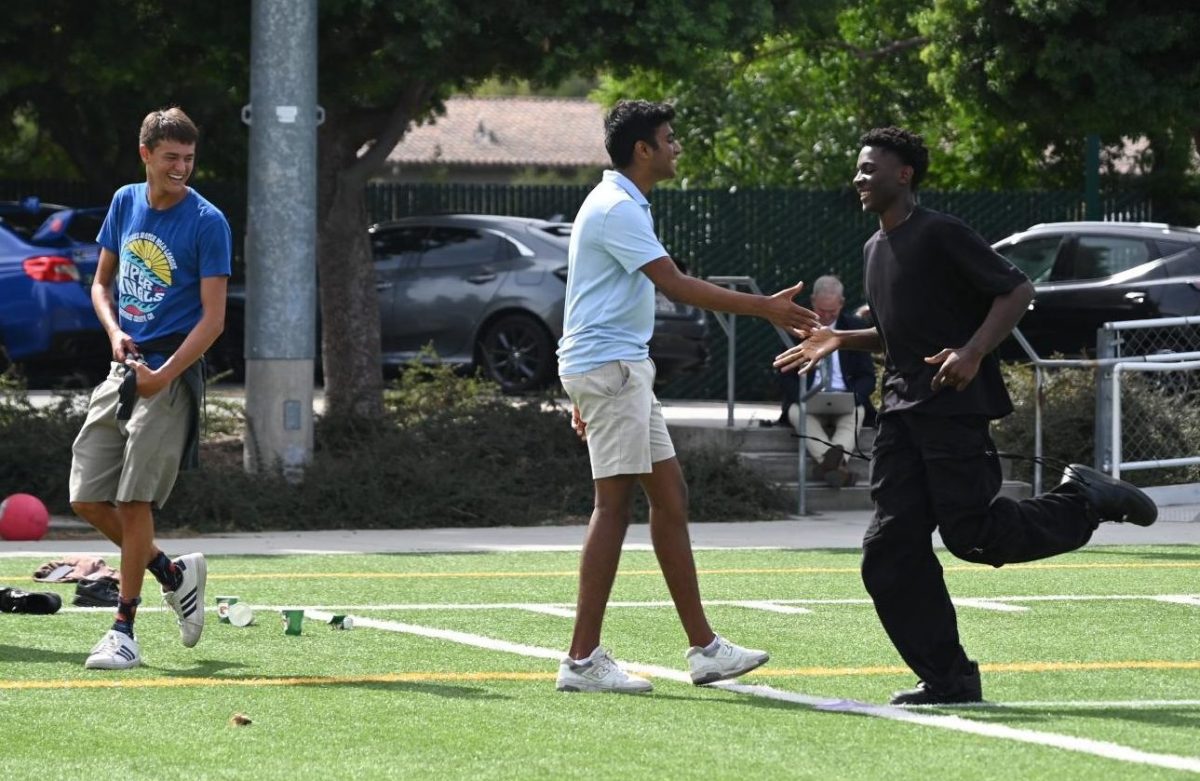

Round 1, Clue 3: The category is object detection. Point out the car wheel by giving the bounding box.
[477,314,555,394]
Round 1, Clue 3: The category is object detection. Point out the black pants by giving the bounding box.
[862,412,1097,690]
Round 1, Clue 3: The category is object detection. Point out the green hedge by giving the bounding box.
[0,362,789,532]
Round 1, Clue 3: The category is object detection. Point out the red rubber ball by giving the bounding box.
[0,493,50,541]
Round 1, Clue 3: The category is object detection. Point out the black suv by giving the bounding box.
[994,221,1200,357]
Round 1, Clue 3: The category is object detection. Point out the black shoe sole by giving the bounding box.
[72,594,119,608]
[890,691,983,706]
[1062,464,1158,526]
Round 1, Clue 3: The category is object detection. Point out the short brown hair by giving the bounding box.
[139,107,199,150]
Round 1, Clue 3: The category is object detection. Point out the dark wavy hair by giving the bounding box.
[604,100,675,168]
[859,126,929,191]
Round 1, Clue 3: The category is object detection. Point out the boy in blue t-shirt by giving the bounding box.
[69,107,231,670]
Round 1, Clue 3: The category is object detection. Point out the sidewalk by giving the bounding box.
[5,507,1197,558]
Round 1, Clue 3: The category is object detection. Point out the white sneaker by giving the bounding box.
[556,646,653,693]
[163,552,206,648]
[686,635,769,685]
[84,629,141,670]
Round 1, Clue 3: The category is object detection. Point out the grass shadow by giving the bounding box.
[929,703,1200,732]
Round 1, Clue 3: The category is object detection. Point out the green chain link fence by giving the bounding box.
[366,183,1151,400]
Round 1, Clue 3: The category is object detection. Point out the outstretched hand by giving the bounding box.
[925,346,983,392]
[763,281,821,333]
[774,326,840,375]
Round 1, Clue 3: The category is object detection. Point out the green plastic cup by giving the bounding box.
[281,609,304,635]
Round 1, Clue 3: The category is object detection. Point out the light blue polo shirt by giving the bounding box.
[557,170,668,377]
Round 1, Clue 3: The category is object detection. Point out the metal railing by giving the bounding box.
[706,275,827,514]
[1009,317,1200,493]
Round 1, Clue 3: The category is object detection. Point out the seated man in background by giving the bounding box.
[777,275,876,487]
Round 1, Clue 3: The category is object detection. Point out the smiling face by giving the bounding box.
[853,145,911,215]
[139,139,194,206]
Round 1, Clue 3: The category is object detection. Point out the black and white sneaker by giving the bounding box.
[163,552,206,647]
[0,587,62,614]
[84,629,141,670]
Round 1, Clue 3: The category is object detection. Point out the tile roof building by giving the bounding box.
[381,96,609,183]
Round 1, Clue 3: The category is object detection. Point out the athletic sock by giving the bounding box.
[702,635,722,655]
[112,596,141,637]
[147,551,182,591]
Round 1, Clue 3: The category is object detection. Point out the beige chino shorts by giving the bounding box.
[69,362,192,509]
[561,358,675,480]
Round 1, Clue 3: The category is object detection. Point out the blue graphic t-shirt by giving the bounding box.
[97,183,232,365]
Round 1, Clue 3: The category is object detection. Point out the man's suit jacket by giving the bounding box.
[779,311,877,424]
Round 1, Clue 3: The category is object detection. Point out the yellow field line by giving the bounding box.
[0,671,553,690]
[3,660,1197,691]
[204,561,1200,580]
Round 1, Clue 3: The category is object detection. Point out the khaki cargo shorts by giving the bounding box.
[69,362,192,509]
[561,358,675,480]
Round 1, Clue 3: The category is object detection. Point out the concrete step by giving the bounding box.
[738,450,871,483]
[668,423,796,453]
[740,448,1015,483]
[775,480,1034,514]
[668,423,878,455]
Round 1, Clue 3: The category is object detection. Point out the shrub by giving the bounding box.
[0,353,789,531]
[0,371,87,509]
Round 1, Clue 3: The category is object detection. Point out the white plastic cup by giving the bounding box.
[228,602,254,627]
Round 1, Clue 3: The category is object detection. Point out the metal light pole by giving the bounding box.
[242,0,320,478]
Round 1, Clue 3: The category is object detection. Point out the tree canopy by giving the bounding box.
[0,0,802,420]
[597,0,1200,208]
[918,0,1200,217]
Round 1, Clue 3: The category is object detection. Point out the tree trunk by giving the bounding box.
[316,123,385,420]
[314,85,433,422]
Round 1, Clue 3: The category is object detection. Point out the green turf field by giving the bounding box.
[1,545,1197,780]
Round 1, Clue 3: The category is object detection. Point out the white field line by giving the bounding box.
[515,604,577,618]
[53,592,1200,615]
[721,683,1200,774]
[951,598,1029,612]
[303,609,1200,775]
[734,600,813,614]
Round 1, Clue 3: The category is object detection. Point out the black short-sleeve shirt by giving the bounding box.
[864,207,1028,419]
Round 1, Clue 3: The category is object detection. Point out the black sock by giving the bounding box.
[112,596,140,637]
[147,552,182,591]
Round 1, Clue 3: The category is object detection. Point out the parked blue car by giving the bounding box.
[0,198,107,379]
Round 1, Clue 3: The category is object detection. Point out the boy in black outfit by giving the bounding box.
[775,126,1157,705]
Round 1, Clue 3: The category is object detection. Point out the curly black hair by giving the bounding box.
[604,100,675,169]
[859,127,929,191]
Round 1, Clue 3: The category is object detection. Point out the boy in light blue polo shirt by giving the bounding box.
[555,100,821,693]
